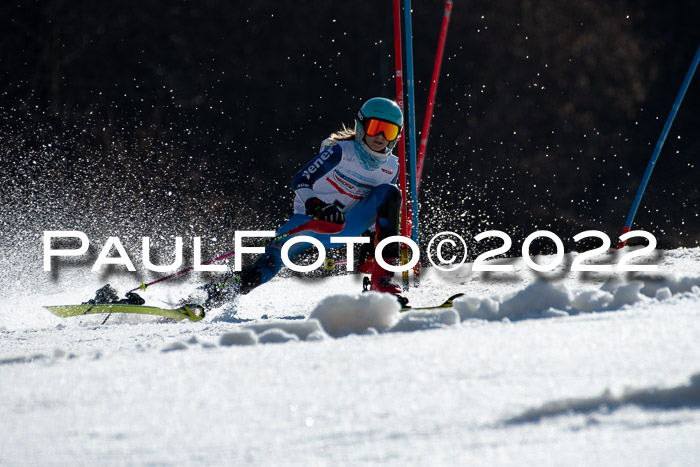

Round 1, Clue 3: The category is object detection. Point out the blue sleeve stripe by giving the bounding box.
[292,144,343,190]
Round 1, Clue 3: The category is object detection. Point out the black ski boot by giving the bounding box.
[362,257,408,308]
[84,284,145,305]
[183,265,263,309]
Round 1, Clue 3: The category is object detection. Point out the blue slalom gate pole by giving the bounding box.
[618,44,700,248]
[404,0,420,283]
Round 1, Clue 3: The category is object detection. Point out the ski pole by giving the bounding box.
[130,219,344,292]
[416,0,453,193]
[617,44,700,248]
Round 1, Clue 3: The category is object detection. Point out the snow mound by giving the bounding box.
[499,279,574,319]
[219,330,258,346]
[638,274,700,297]
[608,280,647,309]
[602,274,700,298]
[309,292,466,336]
[257,328,301,344]
[309,292,400,337]
[217,318,328,346]
[161,341,188,352]
[454,279,575,321]
[454,274,700,322]
[244,319,325,341]
[506,371,700,424]
[391,309,459,333]
[571,289,613,312]
[655,287,673,300]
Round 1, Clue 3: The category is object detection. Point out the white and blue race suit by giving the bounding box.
[251,138,401,284]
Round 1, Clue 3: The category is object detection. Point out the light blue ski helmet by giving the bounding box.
[355,97,403,160]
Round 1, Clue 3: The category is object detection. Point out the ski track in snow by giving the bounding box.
[2,247,700,465]
[505,372,700,424]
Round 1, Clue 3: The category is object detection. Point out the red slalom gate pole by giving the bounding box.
[416,0,453,193]
[393,0,411,290]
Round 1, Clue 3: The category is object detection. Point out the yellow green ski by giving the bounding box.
[44,303,205,322]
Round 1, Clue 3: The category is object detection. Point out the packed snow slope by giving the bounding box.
[2,248,700,466]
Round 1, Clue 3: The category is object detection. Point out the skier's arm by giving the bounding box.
[291,143,343,198]
[292,143,345,223]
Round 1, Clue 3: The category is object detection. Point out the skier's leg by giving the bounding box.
[200,184,404,307]
[246,186,400,289]
[361,185,406,302]
[244,214,320,286]
[188,215,312,308]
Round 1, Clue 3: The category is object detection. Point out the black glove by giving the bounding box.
[305,197,345,224]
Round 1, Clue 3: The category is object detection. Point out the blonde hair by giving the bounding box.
[328,123,356,141]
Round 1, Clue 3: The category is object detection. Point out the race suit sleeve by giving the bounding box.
[291,143,343,193]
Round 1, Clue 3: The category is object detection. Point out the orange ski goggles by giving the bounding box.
[363,118,401,141]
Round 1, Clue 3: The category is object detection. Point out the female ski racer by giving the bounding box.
[196,97,407,308]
